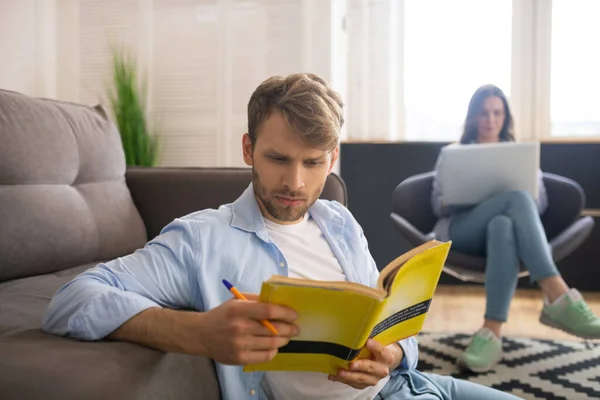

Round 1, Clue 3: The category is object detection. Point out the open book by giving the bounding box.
[243,240,451,375]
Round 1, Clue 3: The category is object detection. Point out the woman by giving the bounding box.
[431,84,600,373]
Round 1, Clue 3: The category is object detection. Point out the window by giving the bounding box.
[33,0,600,161]
[551,0,600,137]
[403,0,512,141]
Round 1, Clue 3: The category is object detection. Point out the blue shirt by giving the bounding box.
[42,184,418,400]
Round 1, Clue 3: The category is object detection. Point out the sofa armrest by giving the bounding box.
[125,167,250,239]
[126,167,347,240]
[125,167,245,239]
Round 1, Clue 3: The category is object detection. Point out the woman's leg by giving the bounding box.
[450,204,522,371]
[450,193,541,332]
[451,190,600,340]
[454,216,517,373]
[450,190,560,286]
[484,216,519,331]
[449,191,561,372]
[454,215,519,338]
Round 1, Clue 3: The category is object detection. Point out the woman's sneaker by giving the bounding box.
[540,288,600,339]
[457,327,502,373]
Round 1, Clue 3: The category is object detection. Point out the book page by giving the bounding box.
[377,240,442,291]
[366,242,451,352]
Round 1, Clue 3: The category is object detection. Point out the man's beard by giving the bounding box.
[252,168,323,222]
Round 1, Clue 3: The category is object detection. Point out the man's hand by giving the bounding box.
[194,293,299,365]
[327,339,403,390]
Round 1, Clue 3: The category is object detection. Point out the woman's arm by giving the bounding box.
[431,155,445,218]
[537,170,549,215]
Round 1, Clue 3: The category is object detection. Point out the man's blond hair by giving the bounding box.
[247,73,344,151]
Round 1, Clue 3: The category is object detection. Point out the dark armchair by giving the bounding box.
[390,172,595,282]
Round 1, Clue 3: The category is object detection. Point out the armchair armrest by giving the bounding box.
[549,216,595,262]
[390,213,431,246]
[542,172,586,239]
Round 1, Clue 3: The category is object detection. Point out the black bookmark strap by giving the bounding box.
[278,340,361,360]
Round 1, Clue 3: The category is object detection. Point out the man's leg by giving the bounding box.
[417,371,523,400]
[375,370,523,400]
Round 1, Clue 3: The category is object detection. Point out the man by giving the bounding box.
[43,73,520,399]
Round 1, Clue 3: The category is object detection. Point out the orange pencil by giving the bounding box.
[222,279,279,335]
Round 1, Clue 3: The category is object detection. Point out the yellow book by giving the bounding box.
[243,240,451,375]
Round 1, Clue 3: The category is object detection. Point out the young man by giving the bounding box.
[43,73,520,400]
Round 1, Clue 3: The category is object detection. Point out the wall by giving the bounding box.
[0,0,344,169]
[0,0,56,98]
[340,142,600,290]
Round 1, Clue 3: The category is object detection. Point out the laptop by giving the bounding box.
[438,141,540,207]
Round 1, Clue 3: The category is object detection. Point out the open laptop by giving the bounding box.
[438,141,540,207]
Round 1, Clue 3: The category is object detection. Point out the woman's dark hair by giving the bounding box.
[460,84,515,144]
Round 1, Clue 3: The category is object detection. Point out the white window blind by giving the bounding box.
[78,0,138,107]
[226,0,305,167]
[152,0,220,167]
[59,0,343,167]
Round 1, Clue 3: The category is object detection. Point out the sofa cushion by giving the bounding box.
[0,264,220,400]
[0,90,147,282]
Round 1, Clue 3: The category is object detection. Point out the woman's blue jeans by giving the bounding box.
[448,190,560,322]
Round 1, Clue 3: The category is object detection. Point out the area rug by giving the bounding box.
[417,332,600,400]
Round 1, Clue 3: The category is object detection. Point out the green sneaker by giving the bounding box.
[540,288,600,339]
[457,328,502,373]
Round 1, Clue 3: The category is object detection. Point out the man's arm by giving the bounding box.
[107,297,299,365]
[396,336,418,370]
[108,308,201,353]
[387,342,405,370]
[329,339,404,390]
[42,219,200,340]
[42,215,300,364]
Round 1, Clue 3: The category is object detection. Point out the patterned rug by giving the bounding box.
[417,332,600,400]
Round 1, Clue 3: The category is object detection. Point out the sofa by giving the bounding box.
[0,89,347,399]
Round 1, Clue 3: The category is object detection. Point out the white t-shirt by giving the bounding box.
[261,214,390,400]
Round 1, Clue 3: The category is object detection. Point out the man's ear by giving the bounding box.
[327,146,340,174]
[242,133,253,166]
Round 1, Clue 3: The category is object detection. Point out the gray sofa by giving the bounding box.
[0,89,347,399]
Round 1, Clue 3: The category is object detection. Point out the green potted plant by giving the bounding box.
[108,48,158,166]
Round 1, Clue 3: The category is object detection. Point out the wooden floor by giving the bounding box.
[424,285,600,340]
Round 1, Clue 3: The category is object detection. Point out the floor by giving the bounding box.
[424,285,600,340]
